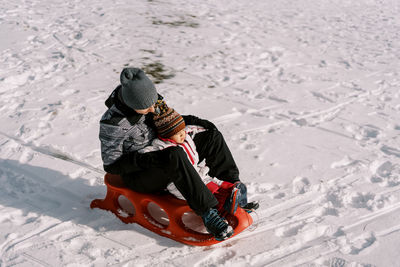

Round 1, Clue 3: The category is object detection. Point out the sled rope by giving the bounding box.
[247,209,259,232]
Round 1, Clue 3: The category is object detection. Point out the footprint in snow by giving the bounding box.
[380,145,400,158]
[275,221,306,237]
[343,191,394,211]
[269,192,285,199]
[339,232,377,255]
[0,167,39,196]
[292,176,310,194]
[19,147,34,164]
[276,222,329,243]
[315,188,344,217]
[344,124,381,143]
[253,182,280,194]
[325,257,372,267]
[196,249,236,266]
[243,143,257,151]
[330,155,364,174]
[369,160,400,187]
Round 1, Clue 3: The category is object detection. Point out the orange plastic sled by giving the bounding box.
[90,173,253,246]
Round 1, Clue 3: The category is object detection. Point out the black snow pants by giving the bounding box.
[122,129,240,215]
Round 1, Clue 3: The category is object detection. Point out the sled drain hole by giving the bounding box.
[182,211,208,234]
[117,195,136,217]
[146,202,169,227]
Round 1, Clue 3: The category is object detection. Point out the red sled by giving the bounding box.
[90,173,253,246]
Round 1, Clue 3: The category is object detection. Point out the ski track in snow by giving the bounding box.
[1,0,400,266]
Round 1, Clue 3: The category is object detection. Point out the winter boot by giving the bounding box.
[222,185,240,215]
[242,201,260,213]
[234,182,259,213]
[201,208,234,241]
[234,182,248,207]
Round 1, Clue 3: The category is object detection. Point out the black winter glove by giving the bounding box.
[182,115,217,130]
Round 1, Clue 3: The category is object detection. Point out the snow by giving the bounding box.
[1,0,400,266]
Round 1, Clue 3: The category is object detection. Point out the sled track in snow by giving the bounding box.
[231,201,400,266]
[223,176,400,266]
[0,131,104,175]
[236,84,384,135]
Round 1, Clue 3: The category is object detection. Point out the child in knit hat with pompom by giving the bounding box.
[139,101,247,216]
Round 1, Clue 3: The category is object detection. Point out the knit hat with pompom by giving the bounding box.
[153,102,185,138]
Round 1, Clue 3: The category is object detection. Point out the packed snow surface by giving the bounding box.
[1,0,400,266]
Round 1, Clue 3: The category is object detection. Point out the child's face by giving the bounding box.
[170,129,186,144]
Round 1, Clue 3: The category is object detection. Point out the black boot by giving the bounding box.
[242,202,260,213]
[201,208,234,241]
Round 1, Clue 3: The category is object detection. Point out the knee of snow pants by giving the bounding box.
[166,147,218,215]
[194,129,240,183]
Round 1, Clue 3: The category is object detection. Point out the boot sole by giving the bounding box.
[215,226,234,241]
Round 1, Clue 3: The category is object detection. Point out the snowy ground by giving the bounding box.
[1,0,400,266]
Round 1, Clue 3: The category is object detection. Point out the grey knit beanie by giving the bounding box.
[120,68,158,110]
